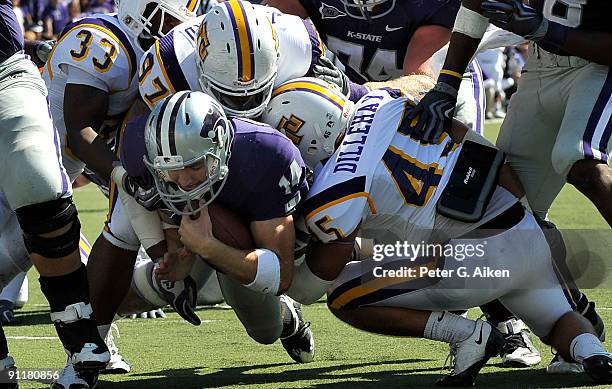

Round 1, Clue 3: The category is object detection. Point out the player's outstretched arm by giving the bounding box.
[481,0,612,66]
[405,0,488,144]
[403,25,452,77]
[179,209,296,295]
[64,84,118,179]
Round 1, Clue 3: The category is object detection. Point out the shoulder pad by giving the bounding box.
[138,30,191,109]
[48,17,136,90]
[303,176,374,243]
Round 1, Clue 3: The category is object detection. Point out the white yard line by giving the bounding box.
[8,336,57,340]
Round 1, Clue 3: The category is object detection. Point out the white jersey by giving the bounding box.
[43,13,143,180]
[304,88,517,245]
[138,6,325,109]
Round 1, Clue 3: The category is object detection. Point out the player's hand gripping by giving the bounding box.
[111,164,162,211]
[179,206,218,256]
[481,0,548,40]
[403,81,459,144]
[312,56,351,96]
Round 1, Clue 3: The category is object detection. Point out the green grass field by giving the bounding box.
[7,122,612,388]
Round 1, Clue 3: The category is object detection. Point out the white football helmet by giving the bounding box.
[339,0,396,20]
[196,0,280,118]
[261,77,354,171]
[143,91,234,215]
[117,0,199,40]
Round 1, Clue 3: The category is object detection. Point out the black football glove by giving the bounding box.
[155,276,201,326]
[312,56,350,96]
[133,185,162,211]
[111,165,161,211]
[481,0,548,40]
[403,81,458,144]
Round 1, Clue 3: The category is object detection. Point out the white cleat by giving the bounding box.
[51,358,98,389]
[437,320,505,387]
[101,324,131,374]
[497,319,541,367]
[70,343,109,372]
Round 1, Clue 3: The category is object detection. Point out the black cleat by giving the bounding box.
[280,296,315,363]
[583,354,612,383]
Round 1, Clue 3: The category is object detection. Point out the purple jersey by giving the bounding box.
[529,0,612,55]
[122,117,308,221]
[0,1,24,62]
[299,0,460,83]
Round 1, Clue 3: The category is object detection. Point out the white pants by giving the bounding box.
[328,211,572,337]
[0,53,71,210]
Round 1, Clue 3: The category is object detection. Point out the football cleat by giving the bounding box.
[0,355,18,389]
[51,358,98,389]
[70,343,110,372]
[583,354,612,383]
[497,319,541,367]
[436,320,504,387]
[50,303,110,372]
[280,295,315,363]
[0,300,15,325]
[101,324,131,374]
[546,354,584,374]
[548,301,605,374]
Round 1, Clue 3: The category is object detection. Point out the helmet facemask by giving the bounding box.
[118,0,197,47]
[198,69,277,118]
[144,92,233,216]
[195,1,280,118]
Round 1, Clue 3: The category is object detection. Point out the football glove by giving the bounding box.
[34,40,55,64]
[312,56,350,96]
[111,165,161,211]
[481,0,548,41]
[155,275,201,326]
[404,81,458,144]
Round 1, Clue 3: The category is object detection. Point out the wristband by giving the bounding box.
[244,249,281,295]
[454,5,489,39]
[438,69,464,90]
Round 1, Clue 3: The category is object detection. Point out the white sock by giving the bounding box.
[424,311,476,344]
[570,333,609,363]
[98,324,111,340]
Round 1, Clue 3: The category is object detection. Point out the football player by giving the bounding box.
[262,76,541,367]
[119,91,316,364]
[266,83,612,386]
[264,0,489,136]
[138,0,369,118]
[407,0,612,373]
[0,3,113,388]
[92,0,361,335]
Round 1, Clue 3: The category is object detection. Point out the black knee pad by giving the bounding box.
[15,197,81,258]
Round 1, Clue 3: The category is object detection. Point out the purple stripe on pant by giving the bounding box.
[583,68,612,160]
[469,60,484,135]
